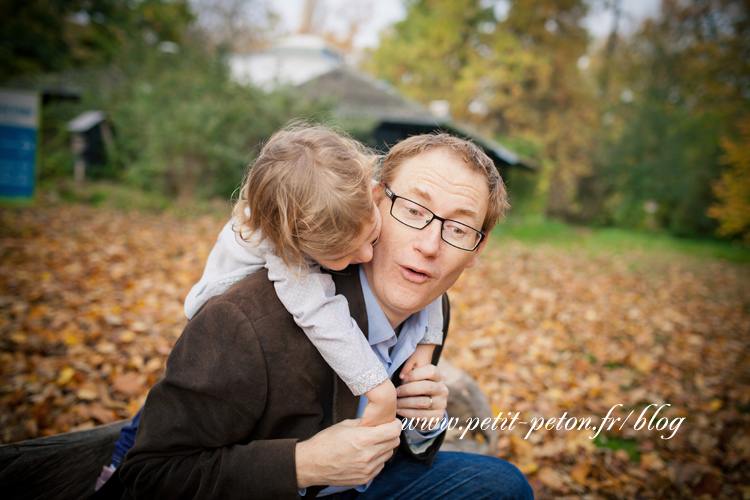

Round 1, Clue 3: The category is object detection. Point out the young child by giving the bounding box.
[93,123,444,493]
[186,123,444,427]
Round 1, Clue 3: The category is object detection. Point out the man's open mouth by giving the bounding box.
[401,266,431,283]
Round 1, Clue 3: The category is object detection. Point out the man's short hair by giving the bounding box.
[379,133,510,233]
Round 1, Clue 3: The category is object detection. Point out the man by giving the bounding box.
[118,134,533,499]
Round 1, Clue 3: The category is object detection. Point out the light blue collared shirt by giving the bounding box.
[306,266,446,497]
[356,266,445,445]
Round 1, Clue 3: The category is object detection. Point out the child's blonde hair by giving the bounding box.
[233,122,377,273]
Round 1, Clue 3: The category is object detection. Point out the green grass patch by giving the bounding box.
[494,215,578,245]
[593,435,641,462]
[38,181,231,219]
[492,214,750,264]
[0,196,36,207]
[605,362,626,369]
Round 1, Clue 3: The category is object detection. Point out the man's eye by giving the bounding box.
[448,225,467,237]
[407,208,422,217]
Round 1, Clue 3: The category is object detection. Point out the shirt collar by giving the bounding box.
[358,266,396,346]
[358,266,429,346]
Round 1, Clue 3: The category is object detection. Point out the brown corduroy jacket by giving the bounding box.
[118,266,449,499]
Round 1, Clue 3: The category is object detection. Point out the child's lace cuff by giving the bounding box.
[347,364,390,396]
[417,330,443,346]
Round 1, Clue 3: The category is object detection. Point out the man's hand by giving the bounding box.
[295,419,401,489]
[396,364,449,430]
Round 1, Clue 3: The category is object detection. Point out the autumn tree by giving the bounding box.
[708,116,750,245]
[497,0,598,219]
[596,0,750,236]
[190,0,279,52]
[0,0,194,81]
[368,0,600,219]
[368,0,495,107]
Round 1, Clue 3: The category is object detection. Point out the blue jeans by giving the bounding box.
[111,408,141,467]
[331,451,534,500]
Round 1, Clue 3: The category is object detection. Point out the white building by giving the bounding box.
[229,34,344,90]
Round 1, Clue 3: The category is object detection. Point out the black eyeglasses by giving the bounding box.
[384,185,485,251]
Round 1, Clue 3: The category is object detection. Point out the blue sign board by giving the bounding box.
[0,89,39,200]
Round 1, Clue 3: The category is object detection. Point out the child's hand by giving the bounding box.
[360,379,397,427]
[399,344,436,382]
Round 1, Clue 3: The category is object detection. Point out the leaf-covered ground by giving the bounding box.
[2,203,749,499]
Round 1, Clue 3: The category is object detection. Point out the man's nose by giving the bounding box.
[413,219,441,256]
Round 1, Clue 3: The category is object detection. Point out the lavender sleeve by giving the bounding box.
[265,250,389,396]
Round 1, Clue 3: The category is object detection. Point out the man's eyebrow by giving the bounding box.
[412,187,480,223]
[412,187,432,202]
[454,207,480,222]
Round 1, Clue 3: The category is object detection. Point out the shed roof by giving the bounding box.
[66,111,106,133]
[298,66,439,125]
[297,67,531,169]
[229,35,532,170]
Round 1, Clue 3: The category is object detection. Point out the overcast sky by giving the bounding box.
[272,0,663,49]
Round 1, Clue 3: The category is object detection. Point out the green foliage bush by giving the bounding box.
[602,100,723,237]
[72,41,328,200]
[17,0,333,203]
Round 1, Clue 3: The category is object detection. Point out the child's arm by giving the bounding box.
[399,344,437,381]
[359,379,397,427]
[184,219,266,319]
[265,251,396,426]
[400,297,444,380]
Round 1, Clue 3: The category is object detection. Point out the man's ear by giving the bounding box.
[372,183,387,204]
[465,236,488,269]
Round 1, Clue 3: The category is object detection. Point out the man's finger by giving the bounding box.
[364,419,402,443]
[370,434,400,452]
[396,395,439,410]
[367,439,399,470]
[401,364,441,384]
[382,436,400,452]
[364,460,388,484]
[374,445,397,464]
[396,380,440,398]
